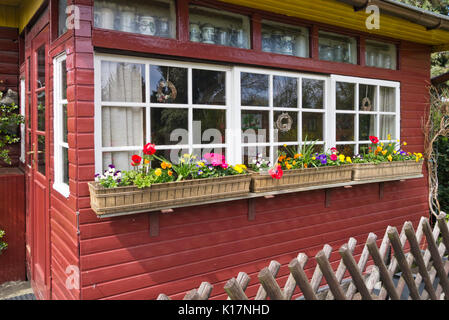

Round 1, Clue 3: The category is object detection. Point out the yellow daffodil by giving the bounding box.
[346,157,352,163]
[388,155,393,162]
[155,168,162,177]
[393,150,397,154]
[197,161,205,167]
[339,154,345,162]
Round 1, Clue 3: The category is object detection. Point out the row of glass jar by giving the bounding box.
[366,51,394,69]
[94,1,172,37]
[189,23,248,48]
[262,31,308,57]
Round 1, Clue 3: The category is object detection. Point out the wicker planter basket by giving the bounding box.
[250,165,353,193]
[352,160,424,181]
[89,174,251,215]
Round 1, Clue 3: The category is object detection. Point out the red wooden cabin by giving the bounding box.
[0,0,448,300]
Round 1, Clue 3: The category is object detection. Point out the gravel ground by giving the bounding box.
[0,281,35,300]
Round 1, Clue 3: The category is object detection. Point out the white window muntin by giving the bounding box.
[330,74,400,155]
[94,54,232,173]
[20,78,25,163]
[53,53,69,198]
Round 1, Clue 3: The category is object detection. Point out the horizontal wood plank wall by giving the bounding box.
[0,169,26,284]
[0,27,19,92]
[69,2,430,300]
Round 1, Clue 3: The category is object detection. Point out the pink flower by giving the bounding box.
[269,165,283,180]
[330,154,337,161]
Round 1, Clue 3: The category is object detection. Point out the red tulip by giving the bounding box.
[143,143,156,155]
[131,154,142,166]
[369,136,379,144]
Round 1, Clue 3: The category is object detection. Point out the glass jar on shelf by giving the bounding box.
[157,17,170,38]
[281,35,294,55]
[262,32,272,52]
[117,5,137,33]
[95,0,117,30]
[272,30,283,54]
[201,23,216,44]
[216,28,230,46]
[190,22,201,42]
[137,15,156,36]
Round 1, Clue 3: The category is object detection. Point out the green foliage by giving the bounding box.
[0,91,24,164]
[0,230,7,254]
[436,136,449,213]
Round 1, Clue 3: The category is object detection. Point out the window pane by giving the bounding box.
[102,106,145,147]
[337,144,355,157]
[273,76,297,108]
[193,109,226,144]
[192,69,226,105]
[157,148,188,164]
[302,112,323,141]
[302,79,324,109]
[336,114,354,141]
[192,148,227,163]
[150,65,187,104]
[94,0,176,38]
[58,0,68,36]
[318,31,357,64]
[151,107,188,146]
[359,114,376,141]
[103,151,140,172]
[379,87,396,112]
[61,60,67,100]
[359,84,377,111]
[243,145,270,166]
[274,111,298,142]
[63,104,68,143]
[37,135,46,175]
[336,82,355,110]
[379,115,396,140]
[241,110,269,144]
[37,46,45,88]
[189,5,250,49]
[62,146,69,184]
[365,40,397,70]
[241,72,269,107]
[261,20,309,57]
[101,61,145,102]
[37,92,45,132]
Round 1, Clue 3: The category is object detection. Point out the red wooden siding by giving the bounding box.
[0,169,26,284]
[0,27,19,92]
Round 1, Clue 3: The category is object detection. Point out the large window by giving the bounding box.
[94,54,400,171]
[53,54,69,197]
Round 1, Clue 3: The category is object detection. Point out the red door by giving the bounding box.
[26,25,51,300]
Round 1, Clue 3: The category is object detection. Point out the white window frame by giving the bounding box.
[93,54,401,172]
[20,78,25,163]
[94,54,233,173]
[330,74,401,155]
[53,53,70,198]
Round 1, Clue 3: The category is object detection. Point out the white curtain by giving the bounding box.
[380,87,396,140]
[101,61,144,171]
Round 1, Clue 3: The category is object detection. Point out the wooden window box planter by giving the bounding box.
[352,160,424,181]
[88,174,251,216]
[250,165,353,193]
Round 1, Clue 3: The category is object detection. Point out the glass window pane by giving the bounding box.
[336,114,354,141]
[359,114,376,141]
[241,72,269,107]
[359,84,377,111]
[94,0,176,38]
[37,135,46,175]
[242,145,270,166]
[101,61,145,102]
[365,40,397,70]
[319,31,357,64]
[151,107,188,146]
[193,109,226,144]
[192,148,227,163]
[273,76,297,109]
[261,20,309,57]
[63,104,68,143]
[274,111,298,142]
[302,79,324,109]
[62,146,69,184]
[192,69,226,105]
[241,110,269,144]
[150,65,187,104]
[102,106,145,147]
[103,151,140,172]
[379,87,396,112]
[157,148,188,164]
[379,115,396,140]
[37,92,45,132]
[336,82,355,111]
[189,5,250,49]
[37,46,46,88]
[27,131,32,166]
[337,144,355,157]
[61,59,67,100]
[58,0,68,36]
[302,112,323,141]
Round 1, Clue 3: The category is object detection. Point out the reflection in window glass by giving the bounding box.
[241,110,269,144]
[365,40,397,70]
[336,82,355,110]
[63,104,68,143]
[102,106,145,147]
[336,114,354,141]
[274,111,298,142]
[37,93,45,132]
[62,147,69,184]
[151,108,188,146]
[302,112,323,141]
[58,0,68,36]
[302,79,324,109]
[101,61,145,102]
[337,144,355,157]
[319,31,357,64]
[61,60,67,100]
[273,76,297,108]
[380,115,396,140]
[38,135,46,175]
[241,73,269,107]
[242,146,270,166]
[359,114,376,141]
[150,65,187,104]
[379,87,396,112]
[261,20,309,57]
[192,69,226,105]
[193,109,226,144]
[359,84,376,111]
[192,148,226,163]
[103,151,139,172]
[37,46,46,88]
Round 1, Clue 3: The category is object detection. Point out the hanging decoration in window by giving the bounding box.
[156,68,177,103]
[361,85,372,111]
[275,112,293,133]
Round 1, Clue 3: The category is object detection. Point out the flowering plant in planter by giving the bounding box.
[0,230,7,254]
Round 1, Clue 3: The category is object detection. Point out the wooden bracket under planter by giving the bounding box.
[149,212,159,237]
[325,189,332,208]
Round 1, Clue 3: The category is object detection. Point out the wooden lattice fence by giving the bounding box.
[157,213,449,300]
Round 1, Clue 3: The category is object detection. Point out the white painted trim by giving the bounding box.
[20,79,25,163]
